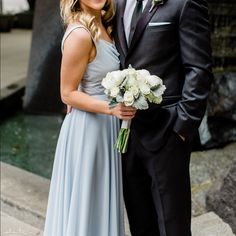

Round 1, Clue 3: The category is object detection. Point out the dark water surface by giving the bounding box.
[0,111,63,179]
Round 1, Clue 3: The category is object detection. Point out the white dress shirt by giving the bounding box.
[123,0,149,42]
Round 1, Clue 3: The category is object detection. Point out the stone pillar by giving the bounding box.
[24,0,64,114]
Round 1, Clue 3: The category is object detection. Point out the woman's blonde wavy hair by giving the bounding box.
[60,0,115,40]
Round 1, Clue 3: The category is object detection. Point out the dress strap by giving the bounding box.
[61,24,95,53]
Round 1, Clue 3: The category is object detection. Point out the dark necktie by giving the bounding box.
[129,0,143,45]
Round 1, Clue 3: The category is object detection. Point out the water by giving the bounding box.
[0,111,63,179]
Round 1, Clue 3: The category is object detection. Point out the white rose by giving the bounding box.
[126,75,137,87]
[124,91,134,106]
[136,74,147,83]
[136,70,150,83]
[152,85,166,97]
[129,86,139,98]
[110,71,125,87]
[102,71,125,90]
[137,69,150,78]
[101,73,113,89]
[121,69,129,77]
[146,75,162,88]
[110,87,120,97]
[153,96,163,104]
[139,83,151,95]
[126,68,136,75]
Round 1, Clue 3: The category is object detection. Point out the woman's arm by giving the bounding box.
[60,28,136,120]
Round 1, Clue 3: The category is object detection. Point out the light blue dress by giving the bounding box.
[43,24,124,236]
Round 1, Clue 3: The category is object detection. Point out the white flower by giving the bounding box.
[102,68,165,111]
[126,68,136,75]
[110,71,125,85]
[152,85,166,97]
[101,73,112,89]
[126,74,137,86]
[126,76,139,92]
[102,71,125,89]
[153,96,163,104]
[110,87,120,97]
[123,91,134,106]
[139,83,151,95]
[129,86,140,98]
[136,75,146,84]
[137,69,150,78]
[146,75,162,88]
[121,70,129,78]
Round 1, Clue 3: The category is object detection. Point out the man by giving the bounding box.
[113,0,213,235]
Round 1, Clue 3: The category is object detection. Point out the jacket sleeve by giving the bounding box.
[173,0,213,140]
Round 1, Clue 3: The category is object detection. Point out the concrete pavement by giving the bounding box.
[1,161,235,236]
[1,212,42,236]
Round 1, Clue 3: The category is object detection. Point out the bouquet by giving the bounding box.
[102,67,166,153]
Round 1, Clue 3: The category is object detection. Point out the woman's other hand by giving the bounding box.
[67,105,72,114]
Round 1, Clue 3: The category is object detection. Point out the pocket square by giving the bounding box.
[148,22,172,26]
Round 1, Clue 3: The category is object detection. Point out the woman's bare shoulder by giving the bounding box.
[63,24,93,55]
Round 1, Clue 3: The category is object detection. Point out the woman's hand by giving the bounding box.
[67,105,72,114]
[111,103,137,120]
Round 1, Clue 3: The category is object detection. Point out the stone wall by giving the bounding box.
[206,161,236,234]
[201,1,236,147]
[205,2,236,232]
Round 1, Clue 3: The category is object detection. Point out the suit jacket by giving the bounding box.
[113,0,213,151]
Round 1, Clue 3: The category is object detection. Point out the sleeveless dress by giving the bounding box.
[43,25,124,236]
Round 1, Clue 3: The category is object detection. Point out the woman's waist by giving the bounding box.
[90,93,108,101]
[78,85,107,98]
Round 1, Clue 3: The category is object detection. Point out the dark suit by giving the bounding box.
[113,0,213,235]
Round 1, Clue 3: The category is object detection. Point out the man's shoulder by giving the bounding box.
[166,0,208,15]
[167,0,187,8]
[167,0,208,8]
[164,0,188,17]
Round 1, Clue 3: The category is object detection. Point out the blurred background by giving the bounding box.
[1,0,236,235]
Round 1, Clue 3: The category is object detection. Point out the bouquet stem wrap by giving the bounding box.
[115,120,131,154]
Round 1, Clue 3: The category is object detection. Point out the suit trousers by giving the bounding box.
[122,129,192,236]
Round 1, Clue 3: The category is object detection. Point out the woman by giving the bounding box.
[43,0,136,235]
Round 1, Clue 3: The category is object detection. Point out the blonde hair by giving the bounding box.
[60,0,115,40]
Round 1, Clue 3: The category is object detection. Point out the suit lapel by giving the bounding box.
[116,0,128,56]
[127,0,166,56]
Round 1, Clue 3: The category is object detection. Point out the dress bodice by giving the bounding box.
[61,24,120,96]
